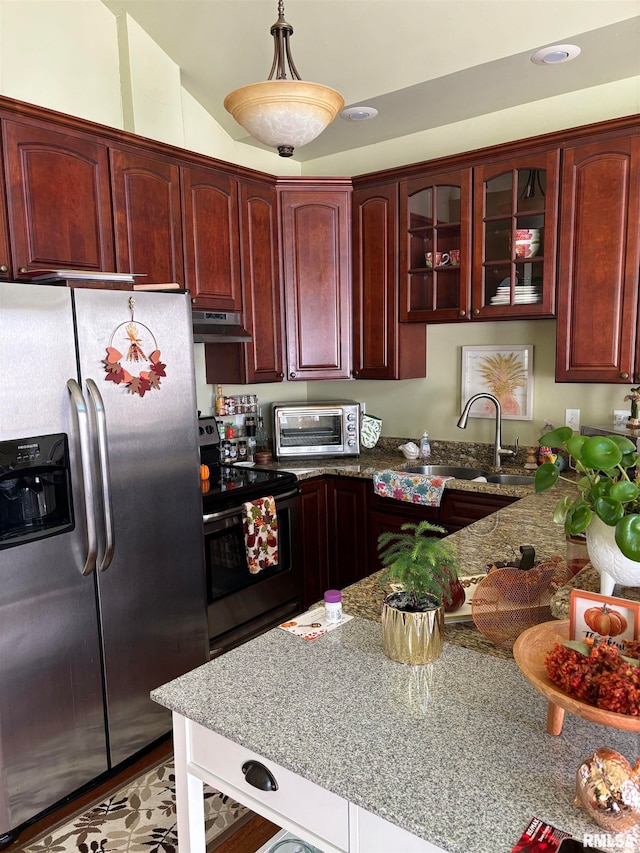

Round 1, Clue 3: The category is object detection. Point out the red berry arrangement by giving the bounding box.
[545,641,640,715]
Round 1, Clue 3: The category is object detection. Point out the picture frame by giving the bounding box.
[569,589,640,647]
[461,344,534,421]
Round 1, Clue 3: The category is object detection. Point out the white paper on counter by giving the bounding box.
[279,606,354,641]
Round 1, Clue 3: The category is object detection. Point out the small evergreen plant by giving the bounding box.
[377,520,459,608]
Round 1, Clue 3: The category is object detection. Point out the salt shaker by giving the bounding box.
[324,589,342,624]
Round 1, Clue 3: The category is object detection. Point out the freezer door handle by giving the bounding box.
[86,378,115,572]
[67,379,98,576]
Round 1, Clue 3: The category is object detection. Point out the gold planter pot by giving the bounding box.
[381,592,444,665]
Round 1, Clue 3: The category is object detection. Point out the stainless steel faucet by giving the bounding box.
[456,393,519,467]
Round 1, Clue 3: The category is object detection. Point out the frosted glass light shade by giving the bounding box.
[224,80,344,155]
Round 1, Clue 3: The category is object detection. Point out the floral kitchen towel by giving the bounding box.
[242,495,278,573]
[372,470,453,507]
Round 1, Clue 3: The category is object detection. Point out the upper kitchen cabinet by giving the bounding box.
[0,161,10,280]
[181,165,242,311]
[203,178,285,386]
[399,168,472,322]
[473,150,559,319]
[556,135,640,383]
[110,147,183,285]
[239,179,285,382]
[279,180,352,380]
[1,117,115,275]
[352,181,426,379]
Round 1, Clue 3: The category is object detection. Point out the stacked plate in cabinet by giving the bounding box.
[490,282,541,305]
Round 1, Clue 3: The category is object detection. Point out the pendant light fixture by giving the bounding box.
[224,1,344,157]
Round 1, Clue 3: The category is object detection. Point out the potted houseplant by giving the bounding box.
[534,425,640,595]
[377,521,461,664]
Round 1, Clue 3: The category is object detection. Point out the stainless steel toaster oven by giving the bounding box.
[272,401,361,459]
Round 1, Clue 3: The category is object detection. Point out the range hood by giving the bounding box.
[192,311,252,343]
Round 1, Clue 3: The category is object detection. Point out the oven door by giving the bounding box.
[204,487,301,655]
[275,407,348,458]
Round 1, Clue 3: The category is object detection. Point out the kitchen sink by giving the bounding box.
[485,474,535,485]
[404,465,489,480]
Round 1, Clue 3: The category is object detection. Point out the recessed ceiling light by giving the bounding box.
[531,44,581,65]
[340,106,378,121]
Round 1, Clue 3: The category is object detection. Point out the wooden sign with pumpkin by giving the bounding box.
[569,589,640,648]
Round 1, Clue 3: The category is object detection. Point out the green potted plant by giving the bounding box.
[377,521,461,664]
[534,425,640,595]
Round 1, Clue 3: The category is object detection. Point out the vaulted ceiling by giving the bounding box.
[101,1,640,161]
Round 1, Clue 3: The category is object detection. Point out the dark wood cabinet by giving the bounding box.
[367,488,517,575]
[399,152,560,323]
[299,476,369,608]
[279,181,352,380]
[352,182,426,379]
[181,165,242,311]
[110,147,183,285]
[239,179,285,383]
[300,474,518,605]
[438,489,517,533]
[472,150,559,319]
[399,167,472,322]
[556,135,640,383]
[0,159,10,279]
[326,477,369,590]
[2,117,114,275]
[299,477,329,609]
[367,491,440,577]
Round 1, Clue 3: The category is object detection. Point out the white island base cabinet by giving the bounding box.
[172,713,442,853]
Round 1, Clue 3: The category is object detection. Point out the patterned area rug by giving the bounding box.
[23,758,251,853]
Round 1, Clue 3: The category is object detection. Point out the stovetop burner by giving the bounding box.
[198,416,297,514]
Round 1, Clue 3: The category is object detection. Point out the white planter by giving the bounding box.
[586,514,640,596]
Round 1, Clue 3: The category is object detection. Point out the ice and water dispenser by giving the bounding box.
[0,433,74,548]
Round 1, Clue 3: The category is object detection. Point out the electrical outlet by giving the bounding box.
[565,408,580,432]
[613,410,628,428]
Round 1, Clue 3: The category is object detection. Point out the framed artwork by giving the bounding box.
[569,589,640,647]
[461,344,534,421]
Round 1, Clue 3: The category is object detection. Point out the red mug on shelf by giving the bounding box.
[449,248,461,265]
[514,228,540,259]
[425,251,450,268]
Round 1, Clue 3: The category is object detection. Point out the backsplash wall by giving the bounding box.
[196,318,626,447]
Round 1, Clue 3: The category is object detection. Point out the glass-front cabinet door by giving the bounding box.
[399,168,472,322]
[472,151,560,318]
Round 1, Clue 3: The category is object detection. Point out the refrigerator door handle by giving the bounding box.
[86,378,115,572]
[67,379,98,576]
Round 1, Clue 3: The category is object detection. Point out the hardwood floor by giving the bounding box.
[3,734,279,853]
[215,815,280,853]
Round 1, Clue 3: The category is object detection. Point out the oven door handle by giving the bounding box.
[203,486,299,525]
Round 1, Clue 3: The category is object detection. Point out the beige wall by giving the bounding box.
[1,0,639,446]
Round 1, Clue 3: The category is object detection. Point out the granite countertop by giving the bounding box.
[341,484,573,661]
[259,436,542,500]
[152,616,640,853]
[264,436,577,661]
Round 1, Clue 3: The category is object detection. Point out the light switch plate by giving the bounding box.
[613,410,628,428]
[565,408,580,431]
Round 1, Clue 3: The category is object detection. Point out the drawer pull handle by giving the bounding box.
[242,760,278,791]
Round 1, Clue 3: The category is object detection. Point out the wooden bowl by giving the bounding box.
[513,619,640,735]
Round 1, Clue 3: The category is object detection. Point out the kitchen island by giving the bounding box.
[153,613,640,853]
[152,487,640,852]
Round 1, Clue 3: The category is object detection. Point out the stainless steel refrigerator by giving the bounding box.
[0,282,208,842]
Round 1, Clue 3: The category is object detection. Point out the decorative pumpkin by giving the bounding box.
[575,748,640,831]
[200,464,210,481]
[584,604,628,638]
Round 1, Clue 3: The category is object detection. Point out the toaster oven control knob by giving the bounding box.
[347,413,356,421]
[348,438,357,447]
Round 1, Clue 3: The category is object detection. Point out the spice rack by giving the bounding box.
[214,388,263,463]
